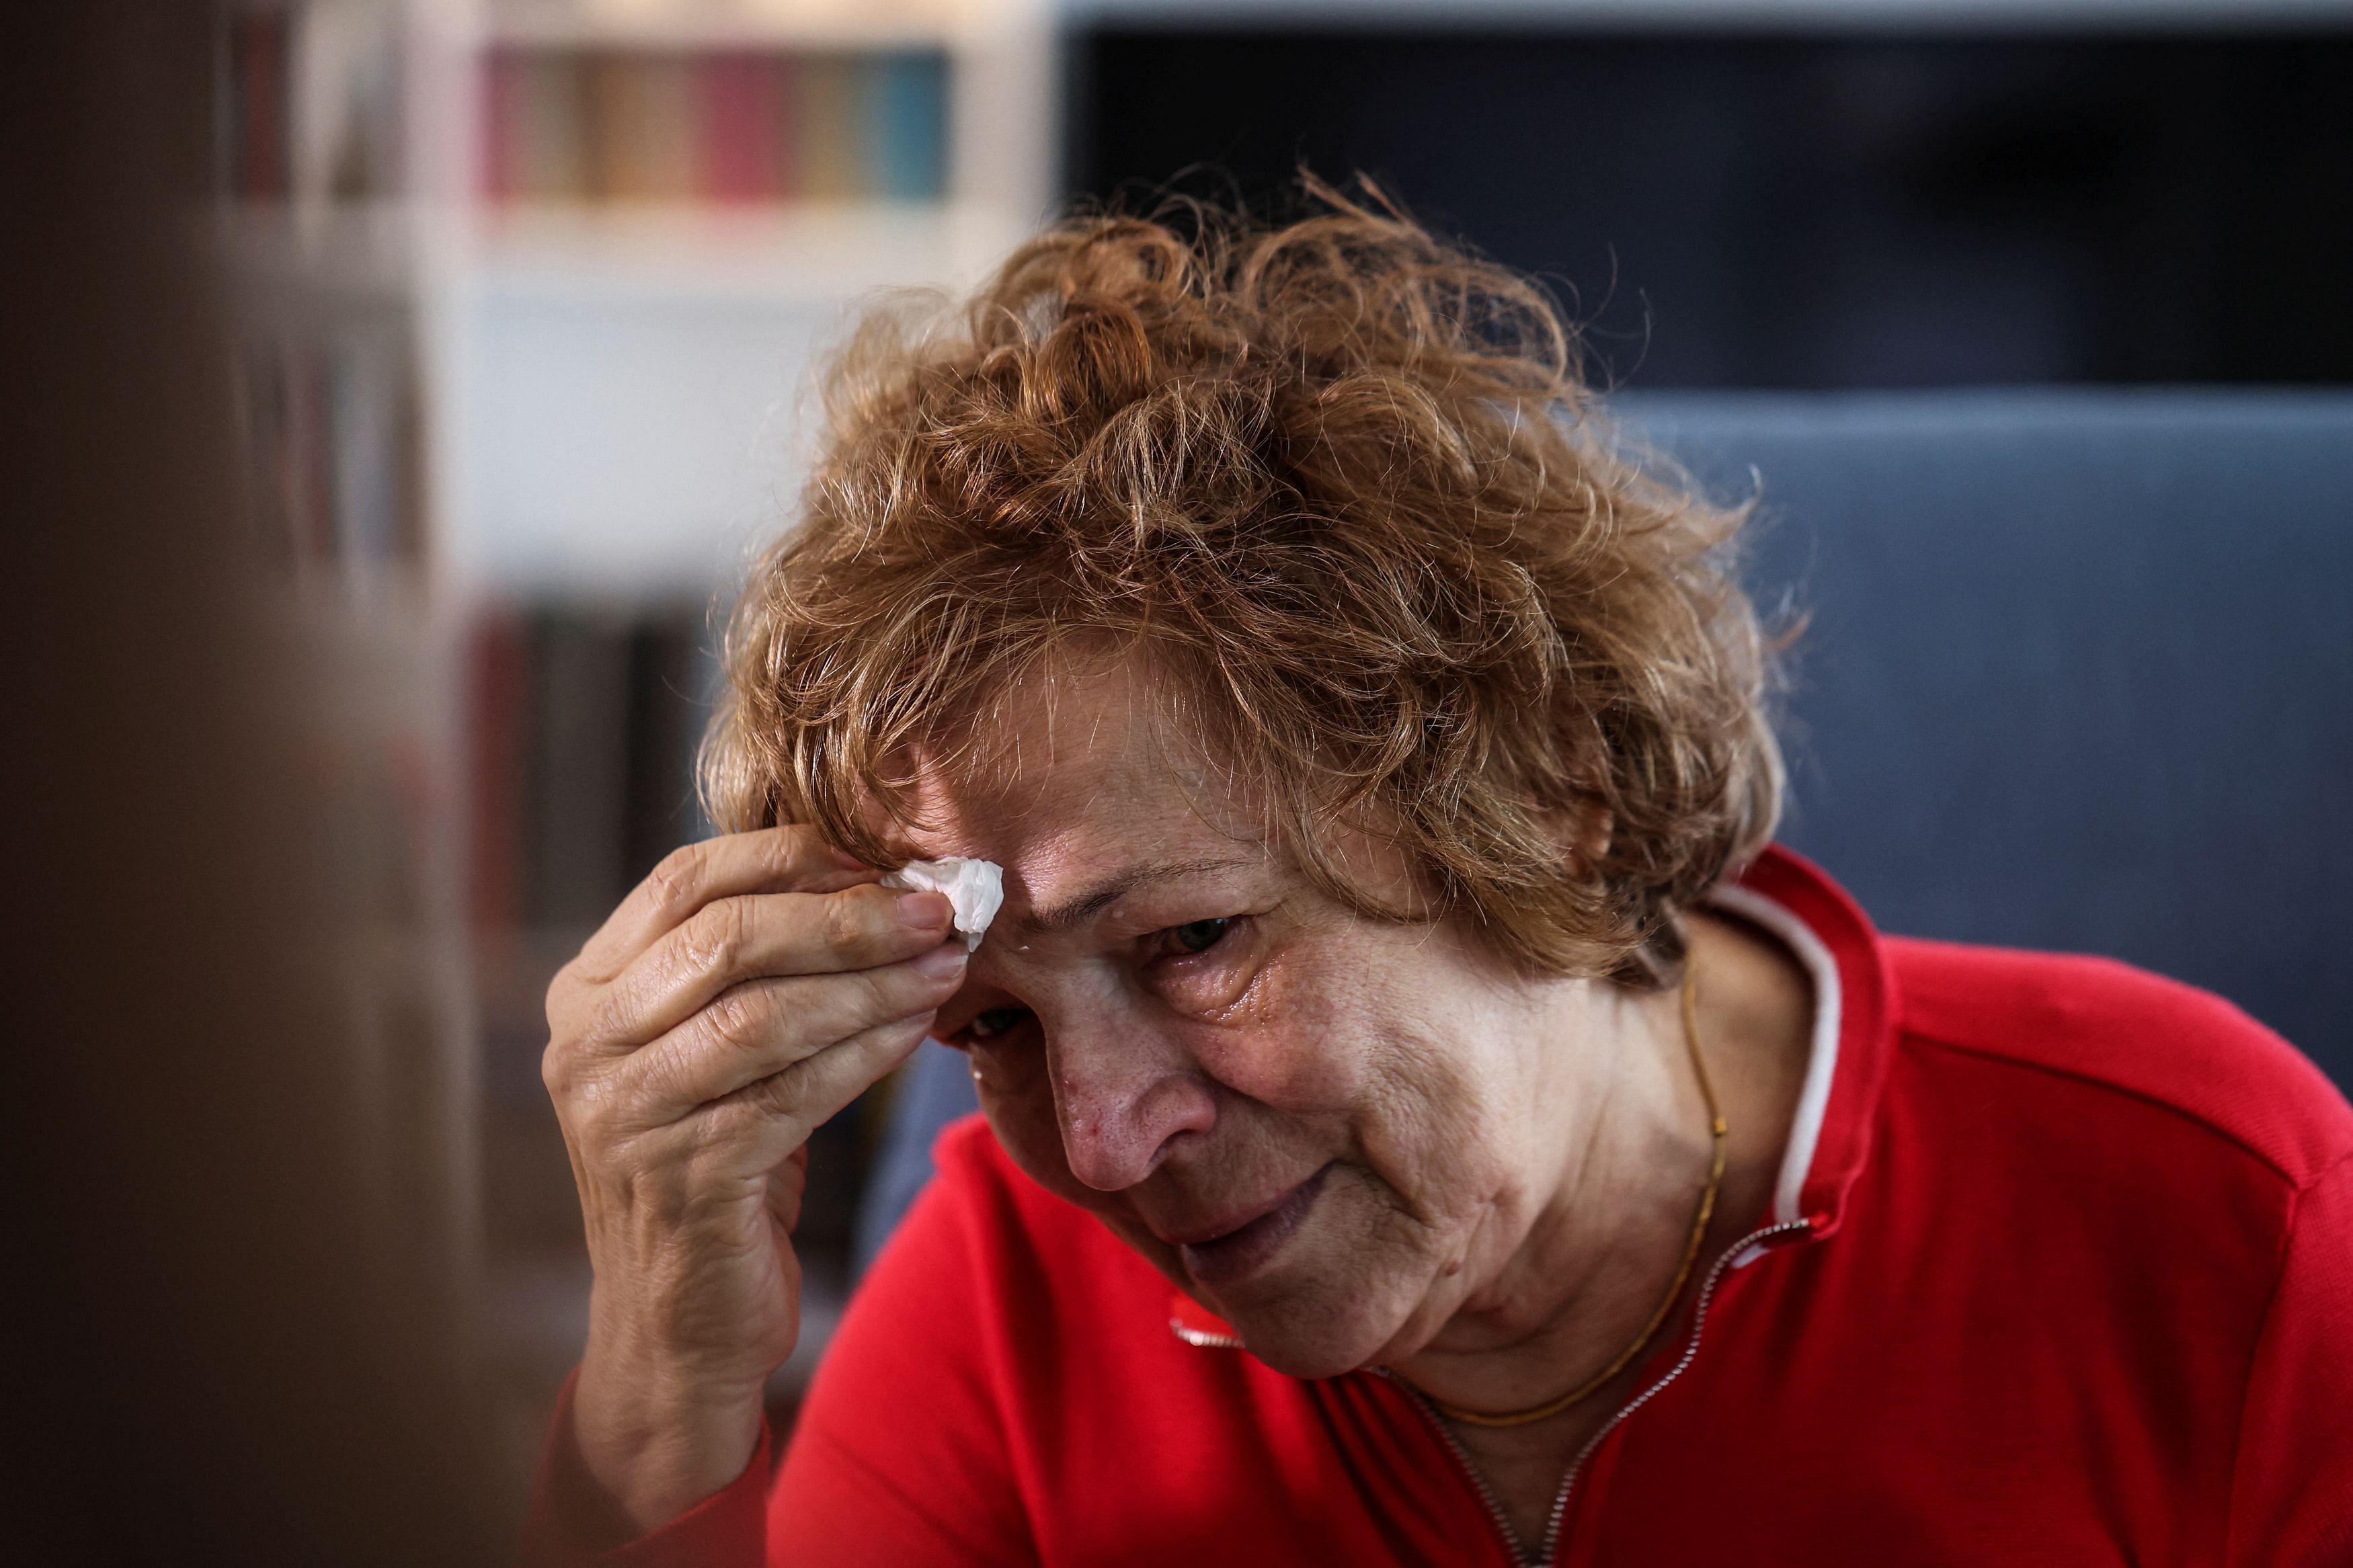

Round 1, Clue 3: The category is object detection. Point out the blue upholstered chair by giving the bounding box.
[854,390,2353,1272]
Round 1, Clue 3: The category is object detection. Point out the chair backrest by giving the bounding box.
[1626,390,2353,1084]
[854,389,2353,1269]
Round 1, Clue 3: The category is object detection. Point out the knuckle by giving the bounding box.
[544,964,584,1033]
[643,842,709,921]
[569,1091,623,1153]
[635,1050,701,1125]
[705,1088,775,1146]
[774,822,830,864]
[820,888,873,954]
[733,1066,805,1129]
[704,983,774,1054]
[542,1044,625,1147]
[681,898,748,978]
[539,1037,573,1098]
[776,824,863,891]
[861,962,916,1018]
[587,984,649,1054]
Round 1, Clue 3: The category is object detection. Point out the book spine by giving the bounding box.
[518,49,586,202]
[468,609,530,936]
[526,611,633,927]
[635,54,699,202]
[480,48,522,202]
[795,53,867,202]
[328,329,417,573]
[298,347,334,569]
[583,52,632,202]
[867,51,947,202]
[772,52,802,200]
[324,338,370,569]
[585,52,695,203]
[623,620,713,886]
[233,9,294,200]
[698,51,782,204]
[333,18,406,201]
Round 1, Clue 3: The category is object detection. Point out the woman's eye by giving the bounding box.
[967,1006,1032,1041]
[1168,917,1231,955]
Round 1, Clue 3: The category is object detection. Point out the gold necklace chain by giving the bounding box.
[1419,964,1727,1429]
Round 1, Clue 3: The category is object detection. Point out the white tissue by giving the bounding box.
[879,857,1004,952]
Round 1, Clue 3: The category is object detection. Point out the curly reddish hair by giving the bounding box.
[701,185,1784,983]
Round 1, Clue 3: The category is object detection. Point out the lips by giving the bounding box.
[1168,1165,1333,1288]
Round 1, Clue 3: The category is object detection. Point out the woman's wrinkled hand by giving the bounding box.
[541,826,965,1534]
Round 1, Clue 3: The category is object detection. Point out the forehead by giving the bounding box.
[885,652,1266,876]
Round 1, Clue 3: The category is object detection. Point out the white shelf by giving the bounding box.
[464,199,1031,299]
[218,197,1041,306]
[442,0,1053,595]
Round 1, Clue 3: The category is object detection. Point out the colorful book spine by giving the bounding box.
[698,52,794,203]
[586,52,694,202]
[477,46,948,207]
[226,9,294,199]
[794,53,865,202]
[520,50,589,201]
[479,48,542,202]
[867,51,947,202]
[467,609,530,937]
[235,327,422,575]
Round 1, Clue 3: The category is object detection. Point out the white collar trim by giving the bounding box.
[1702,879,1844,1234]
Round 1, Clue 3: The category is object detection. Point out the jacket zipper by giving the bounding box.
[1390,1217,1814,1568]
[1396,1383,1541,1565]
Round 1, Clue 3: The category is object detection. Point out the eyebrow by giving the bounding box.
[1013,856,1258,935]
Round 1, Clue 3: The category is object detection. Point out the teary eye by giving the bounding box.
[1170,917,1230,954]
[968,1006,1032,1040]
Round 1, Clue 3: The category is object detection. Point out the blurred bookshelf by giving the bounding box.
[479,44,950,204]
[212,0,489,1517]
[468,0,1049,295]
[463,601,901,1445]
[214,0,1055,1518]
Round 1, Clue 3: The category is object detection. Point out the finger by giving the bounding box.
[633,941,969,1112]
[715,1013,936,1162]
[594,884,955,1051]
[573,827,873,982]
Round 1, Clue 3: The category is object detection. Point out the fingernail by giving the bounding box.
[914,942,969,979]
[898,891,951,928]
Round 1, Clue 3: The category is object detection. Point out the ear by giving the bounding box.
[1540,800,1613,878]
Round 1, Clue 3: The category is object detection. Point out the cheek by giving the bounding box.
[1354,1032,1517,1229]
[967,1045,1067,1183]
[1322,948,1533,1233]
[1188,951,1363,1110]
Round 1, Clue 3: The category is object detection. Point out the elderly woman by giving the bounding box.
[528,196,2353,1567]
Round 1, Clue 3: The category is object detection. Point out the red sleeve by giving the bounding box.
[2228,1152,2353,1568]
[768,1133,1040,1566]
[520,1368,772,1568]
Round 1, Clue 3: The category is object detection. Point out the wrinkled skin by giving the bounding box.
[543,831,971,1532]
[908,660,1794,1397]
[545,653,1810,1546]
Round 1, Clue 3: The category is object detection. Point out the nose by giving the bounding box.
[1045,1005,1218,1192]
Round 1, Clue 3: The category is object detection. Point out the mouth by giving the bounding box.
[1169,1164,1334,1288]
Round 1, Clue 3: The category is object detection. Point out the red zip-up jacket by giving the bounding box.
[530,848,2353,1566]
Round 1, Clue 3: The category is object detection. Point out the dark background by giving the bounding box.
[1060,21,2353,1086]
[1068,27,2353,389]
[5,6,503,1563]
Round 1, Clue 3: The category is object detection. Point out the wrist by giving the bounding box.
[571,1348,766,1536]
